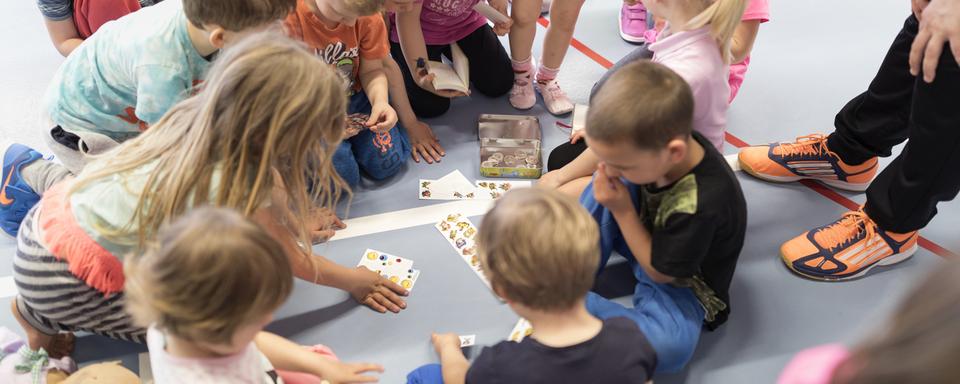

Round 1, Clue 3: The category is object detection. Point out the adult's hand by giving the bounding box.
[909,0,960,83]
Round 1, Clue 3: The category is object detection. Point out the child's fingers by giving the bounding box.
[373,293,402,313]
[363,297,388,313]
[411,148,423,163]
[352,363,386,373]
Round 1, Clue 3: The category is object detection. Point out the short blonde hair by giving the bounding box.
[478,188,600,311]
[125,207,293,344]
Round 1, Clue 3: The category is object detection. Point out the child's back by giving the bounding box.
[45,0,210,143]
[413,188,656,384]
[467,317,655,383]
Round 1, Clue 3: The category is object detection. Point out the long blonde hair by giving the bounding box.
[686,0,747,63]
[72,32,348,254]
[125,207,293,344]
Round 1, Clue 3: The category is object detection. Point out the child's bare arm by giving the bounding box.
[591,164,674,284]
[255,332,383,383]
[359,58,397,133]
[730,20,761,65]
[396,3,464,98]
[432,333,470,384]
[44,18,84,57]
[382,57,445,163]
[539,147,601,189]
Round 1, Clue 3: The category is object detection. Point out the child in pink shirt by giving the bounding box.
[542,0,748,195]
[778,260,960,384]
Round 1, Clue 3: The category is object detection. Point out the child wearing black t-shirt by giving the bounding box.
[578,61,747,373]
[407,188,657,384]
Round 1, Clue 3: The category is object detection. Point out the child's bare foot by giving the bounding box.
[10,299,75,358]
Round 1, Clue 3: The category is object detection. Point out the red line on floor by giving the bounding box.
[550,17,957,259]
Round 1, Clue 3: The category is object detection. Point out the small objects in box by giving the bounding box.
[481,148,540,169]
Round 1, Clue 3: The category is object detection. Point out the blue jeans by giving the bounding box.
[580,180,706,374]
[333,92,410,187]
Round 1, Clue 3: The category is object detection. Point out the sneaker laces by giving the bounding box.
[814,210,877,252]
[774,134,836,159]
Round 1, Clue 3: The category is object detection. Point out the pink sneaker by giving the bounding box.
[510,70,536,110]
[619,2,648,44]
[536,80,574,115]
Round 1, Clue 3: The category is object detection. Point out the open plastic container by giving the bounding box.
[478,114,542,179]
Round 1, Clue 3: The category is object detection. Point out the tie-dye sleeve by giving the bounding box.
[133,64,193,127]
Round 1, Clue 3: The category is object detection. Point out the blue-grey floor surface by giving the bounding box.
[1,0,956,383]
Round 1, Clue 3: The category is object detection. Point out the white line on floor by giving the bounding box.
[0,276,16,300]
[332,199,495,242]
[725,153,741,172]
[0,159,746,297]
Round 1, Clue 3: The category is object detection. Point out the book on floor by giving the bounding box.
[428,43,469,93]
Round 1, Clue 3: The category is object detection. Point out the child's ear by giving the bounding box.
[666,138,688,163]
[208,26,227,49]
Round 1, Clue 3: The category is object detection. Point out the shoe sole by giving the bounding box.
[618,15,646,44]
[781,243,918,282]
[739,157,871,192]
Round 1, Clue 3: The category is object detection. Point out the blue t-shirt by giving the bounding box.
[44,0,210,142]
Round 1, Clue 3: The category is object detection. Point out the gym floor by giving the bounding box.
[1,1,956,382]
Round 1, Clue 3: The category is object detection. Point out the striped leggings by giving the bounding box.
[13,207,145,343]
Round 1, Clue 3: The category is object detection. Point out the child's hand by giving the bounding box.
[414,65,469,98]
[350,267,409,313]
[306,208,346,243]
[488,0,513,36]
[406,120,445,164]
[593,163,634,215]
[912,0,931,20]
[431,333,463,356]
[320,360,385,384]
[569,129,586,144]
[367,103,398,133]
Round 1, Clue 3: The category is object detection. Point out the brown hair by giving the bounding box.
[831,261,960,384]
[184,0,296,31]
[73,32,348,259]
[125,207,293,344]
[478,188,600,311]
[586,60,695,150]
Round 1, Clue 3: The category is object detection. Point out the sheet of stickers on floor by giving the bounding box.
[355,170,536,347]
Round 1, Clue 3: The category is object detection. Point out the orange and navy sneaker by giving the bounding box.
[780,209,918,281]
[738,134,878,192]
[1,141,43,237]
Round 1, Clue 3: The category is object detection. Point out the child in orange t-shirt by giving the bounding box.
[285,0,410,187]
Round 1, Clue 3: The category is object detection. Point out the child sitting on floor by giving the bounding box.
[408,188,657,383]
[127,207,384,384]
[576,61,747,373]
[284,0,411,187]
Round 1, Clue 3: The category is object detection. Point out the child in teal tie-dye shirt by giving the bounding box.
[0,0,295,237]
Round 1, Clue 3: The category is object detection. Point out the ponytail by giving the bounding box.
[687,0,747,63]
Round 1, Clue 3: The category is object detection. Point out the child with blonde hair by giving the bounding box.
[11,34,409,359]
[408,188,657,383]
[541,0,747,196]
[127,207,383,383]
[1,0,298,236]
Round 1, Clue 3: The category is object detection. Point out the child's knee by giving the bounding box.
[650,336,699,373]
[358,129,410,181]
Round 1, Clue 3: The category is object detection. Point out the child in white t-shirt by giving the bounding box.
[126,208,384,384]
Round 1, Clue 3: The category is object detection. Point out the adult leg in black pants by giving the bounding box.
[390,25,512,118]
[741,15,960,281]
